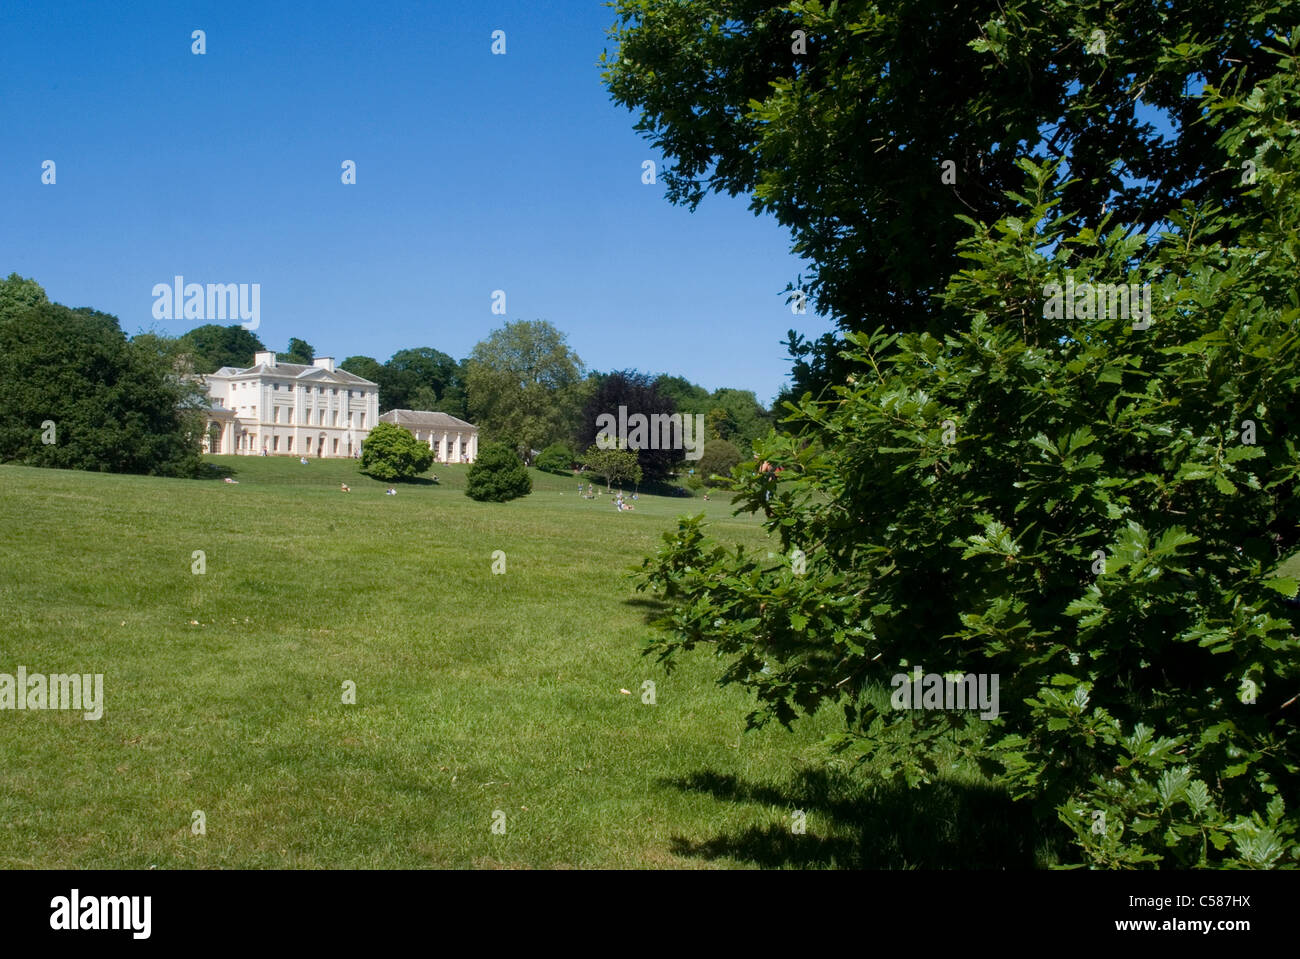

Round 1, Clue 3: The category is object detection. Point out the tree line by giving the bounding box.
[177,318,775,478]
[0,279,776,484]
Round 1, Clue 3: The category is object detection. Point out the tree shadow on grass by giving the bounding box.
[663,766,1046,869]
[195,462,236,481]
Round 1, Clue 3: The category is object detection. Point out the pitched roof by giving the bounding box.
[379,409,477,431]
[208,363,377,386]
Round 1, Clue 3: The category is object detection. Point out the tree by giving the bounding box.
[359,422,435,481]
[0,273,50,322]
[0,301,204,476]
[178,323,266,374]
[340,355,384,385]
[377,347,460,412]
[580,444,642,492]
[577,370,681,481]
[465,320,585,461]
[279,337,315,365]
[637,35,1300,869]
[706,388,772,452]
[696,438,741,488]
[603,0,1298,397]
[466,442,533,502]
[535,442,576,474]
[655,374,710,415]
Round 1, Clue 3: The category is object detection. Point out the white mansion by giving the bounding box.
[200,351,479,463]
[378,409,479,464]
[202,351,379,457]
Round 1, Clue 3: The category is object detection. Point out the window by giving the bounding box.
[273,436,279,451]
[306,437,312,451]
[273,383,278,391]
[287,437,293,451]
[272,407,279,424]
[333,438,339,454]
[332,411,338,426]
[318,386,324,394]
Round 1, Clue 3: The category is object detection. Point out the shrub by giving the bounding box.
[466,442,532,502]
[535,442,575,474]
[696,438,741,487]
[359,422,435,481]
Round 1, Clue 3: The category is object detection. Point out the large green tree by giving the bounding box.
[377,347,460,412]
[604,0,1299,397]
[178,323,266,374]
[340,355,384,384]
[0,300,204,476]
[465,320,586,461]
[637,36,1300,868]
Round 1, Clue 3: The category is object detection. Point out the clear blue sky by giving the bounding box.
[0,1,831,404]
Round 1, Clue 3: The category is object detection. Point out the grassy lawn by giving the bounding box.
[0,455,1043,868]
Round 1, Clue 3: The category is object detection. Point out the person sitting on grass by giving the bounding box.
[386,488,396,496]
[340,483,351,493]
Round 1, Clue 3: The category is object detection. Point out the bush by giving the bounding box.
[696,438,742,487]
[466,442,532,502]
[636,58,1300,869]
[359,422,435,481]
[535,442,575,474]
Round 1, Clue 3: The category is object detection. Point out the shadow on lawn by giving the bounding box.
[663,766,1044,869]
[196,462,236,480]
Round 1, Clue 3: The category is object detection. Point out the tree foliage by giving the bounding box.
[466,442,533,502]
[0,299,204,477]
[178,323,266,374]
[466,320,586,461]
[279,337,316,365]
[359,422,435,481]
[580,444,642,491]
[636,37,1300,867]
[467,441,533,501]
[696,437,742,487]
[603,0,1300,397]
[578,370,681,481]
[535,441,576,474]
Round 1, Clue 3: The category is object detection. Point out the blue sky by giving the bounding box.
[0,1,829,404]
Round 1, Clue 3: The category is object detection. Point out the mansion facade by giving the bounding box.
[201,352,379,458]
[378,409,479,464]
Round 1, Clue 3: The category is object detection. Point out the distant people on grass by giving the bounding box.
[340,483,351,493]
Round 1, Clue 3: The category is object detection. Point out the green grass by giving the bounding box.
[0,455,1043,868]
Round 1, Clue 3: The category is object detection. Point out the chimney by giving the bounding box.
[254,350,276,368]
[312,356,336,372]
